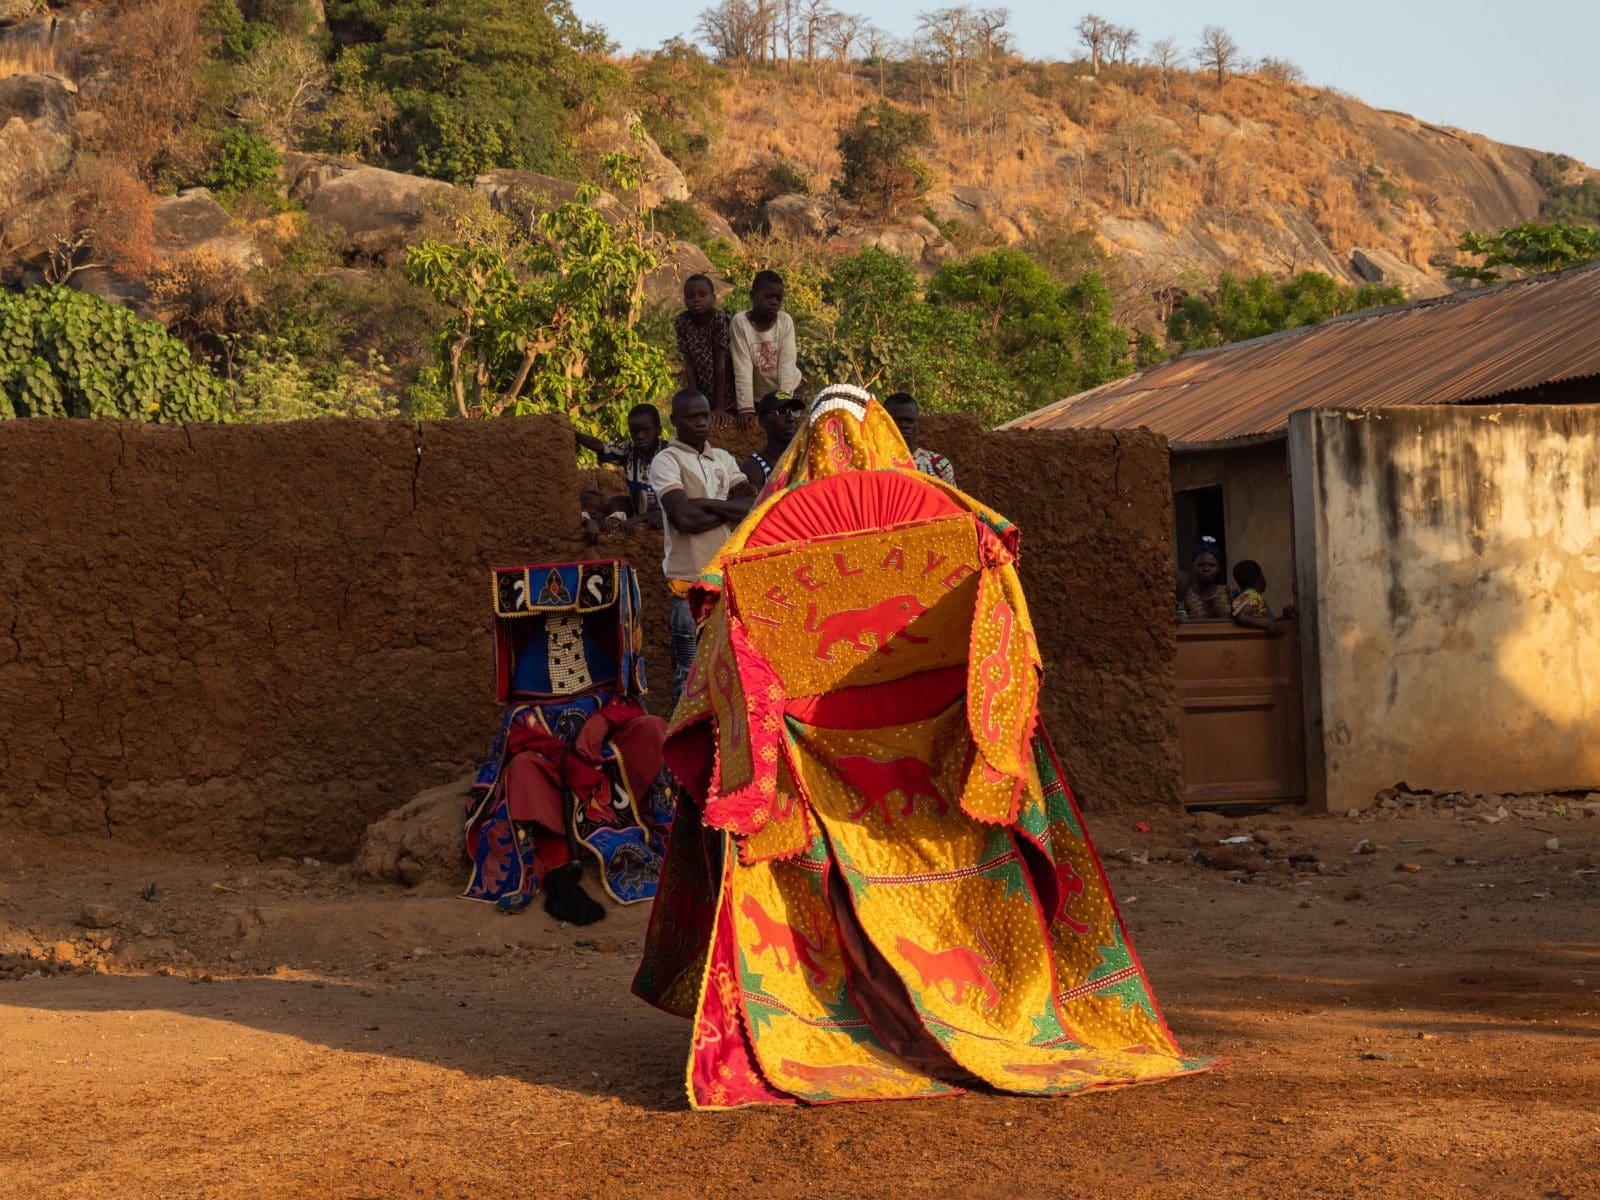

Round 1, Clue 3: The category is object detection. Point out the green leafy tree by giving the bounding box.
[0,287,225,421]
[405,160,672,430]
[202,128,283,199]
[326,0,617,182]
[836,101,934,218]
[928,249,1134,409]
[225,340,403,422]
[631,37,725,177]
[1541,181,1600,226]
[1449,222,1600,285]
[1166,270,1405,351]
[785,247,1013,425]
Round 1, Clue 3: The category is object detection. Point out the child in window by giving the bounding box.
[1230,560,1286,633]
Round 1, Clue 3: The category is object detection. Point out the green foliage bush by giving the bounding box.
[1166,270,1405,351]
[406,173,672,431]
[325,0,618,182]
[203,128,283,198]
[1541,180,1600,227]
[836,102,933,218]
[649,199,712,247]
[631,37,724,178]
[1450,222,1600,285]
[0,288,225,421]
[225,340,403,422]
[928,250,1133,410]
[731,244,1134,426]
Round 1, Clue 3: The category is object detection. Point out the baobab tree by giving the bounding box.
[1148,36,1180,97]
[1195,24,1240,90]
[1075,13,1113,76]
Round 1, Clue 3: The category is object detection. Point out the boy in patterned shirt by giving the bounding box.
[574,403,665,529]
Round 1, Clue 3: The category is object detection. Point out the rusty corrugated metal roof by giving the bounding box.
[1004,261,1600,445]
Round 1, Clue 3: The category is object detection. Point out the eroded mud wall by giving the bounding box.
[0,414,1178,859]
[0,417,580,859]
[924,417,1181,813]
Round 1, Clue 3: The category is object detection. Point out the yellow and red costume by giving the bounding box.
[634,386,1217,1107]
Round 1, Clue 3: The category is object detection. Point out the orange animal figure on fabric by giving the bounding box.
[835,754,948,825]
[894,933,999,1011]
[805,595,929,661]
[739,894,828,985]
[780,1059,906,1088]
[1053,859,1092,935]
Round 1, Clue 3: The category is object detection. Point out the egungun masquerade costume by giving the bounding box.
[634,386,1217,1107]
[465,560,674,923]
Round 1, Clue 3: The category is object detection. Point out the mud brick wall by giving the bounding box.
[0,417,583,860]
[625,415,1182,812]
[0,414,1178,860]
[924,416,1181,813]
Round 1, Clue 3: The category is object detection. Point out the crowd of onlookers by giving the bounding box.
[575,271,959,698]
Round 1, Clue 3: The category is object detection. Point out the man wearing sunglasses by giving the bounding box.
[740,390,804,491]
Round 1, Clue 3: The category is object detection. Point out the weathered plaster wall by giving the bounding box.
[0,414,1180,860]
[1171,441,1296,612]
[1290,405,1600,812]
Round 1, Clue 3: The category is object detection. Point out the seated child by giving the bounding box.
[1230,560,1288,632]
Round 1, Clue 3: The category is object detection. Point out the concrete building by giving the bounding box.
[1008,263,1600,812]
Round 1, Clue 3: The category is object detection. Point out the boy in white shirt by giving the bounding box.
[647,389,756,699]
[729,270,801,430]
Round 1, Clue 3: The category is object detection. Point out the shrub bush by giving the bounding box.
[0,287,224,421]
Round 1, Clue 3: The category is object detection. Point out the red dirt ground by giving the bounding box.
[3,797,1597,1200]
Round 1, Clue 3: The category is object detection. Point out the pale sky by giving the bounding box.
[575,0,1600,167]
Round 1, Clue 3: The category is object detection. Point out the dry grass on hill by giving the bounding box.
[697,58,1518,280]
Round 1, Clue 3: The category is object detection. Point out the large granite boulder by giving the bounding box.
[0,72,74,209]
[153,189,260,269]
[472,168,620,228]
[697,205,744,253]
[0,0,37,26]
[764,192,832,240]
[302,164,453,259]
[1351,247,1452,300]
[585,110,690,209]
[279,150,363,205]
[643,239,728,306]
[72,189,260,318]
[925,184,1023,244]
[0,71,74,126]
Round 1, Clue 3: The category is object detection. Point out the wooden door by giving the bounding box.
[1174,620,1305,807]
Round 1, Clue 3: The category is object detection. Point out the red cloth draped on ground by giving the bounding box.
[503,701,666,878]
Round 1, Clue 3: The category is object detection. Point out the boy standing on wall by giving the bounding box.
[729,271,800,433]
[648,389,755,700]
[674,274,732,420]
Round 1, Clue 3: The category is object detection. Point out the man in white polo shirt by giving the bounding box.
[648,389,756,700]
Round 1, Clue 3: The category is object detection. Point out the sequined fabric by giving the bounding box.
[633,386,1218,1107]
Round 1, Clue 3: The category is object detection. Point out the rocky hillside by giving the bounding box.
[704,65,1568,307]
[0,0,1592,420]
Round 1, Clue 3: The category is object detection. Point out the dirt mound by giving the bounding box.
[353,773,473,887]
